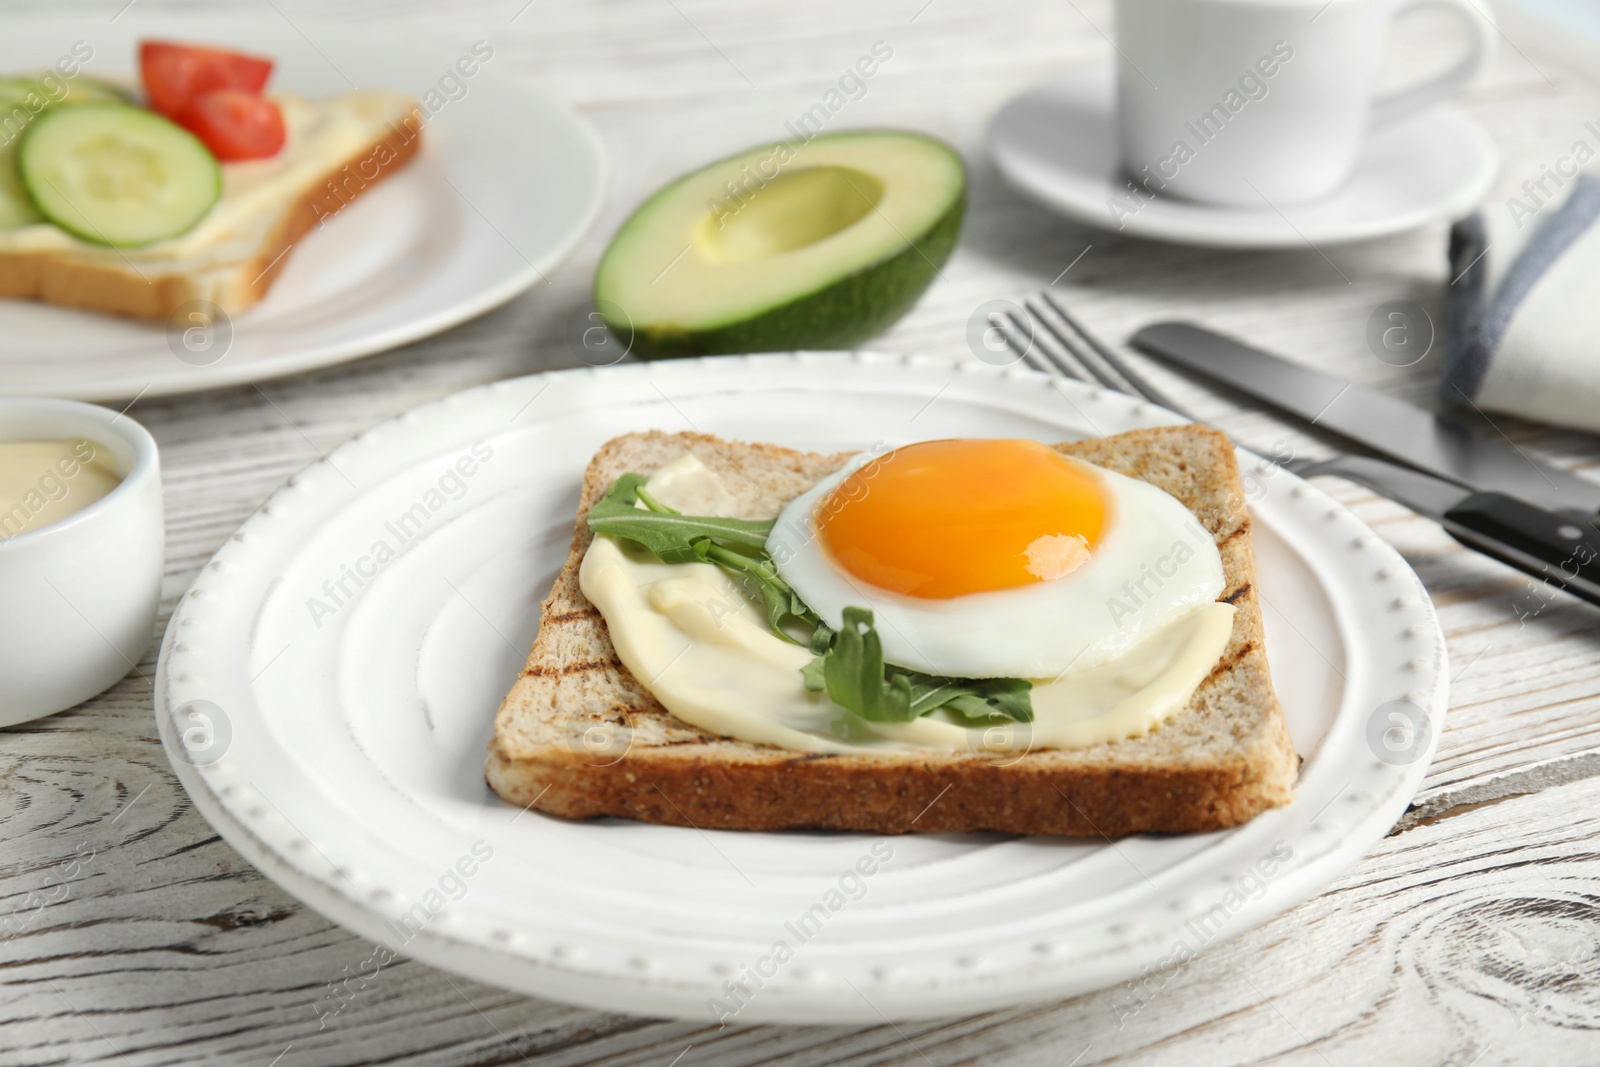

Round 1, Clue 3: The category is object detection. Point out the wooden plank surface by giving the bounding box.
[3,0,1599,1063]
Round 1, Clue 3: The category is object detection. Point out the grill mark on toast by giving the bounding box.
[1216,523,1250,547]
[545,607,602,624]
[1223,582,1253,605]
[1203,640,1258,684]
[523,658,618,678]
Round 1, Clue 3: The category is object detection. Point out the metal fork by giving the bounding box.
[1000,290,1194,418]
[995,290,1524,514]
[994,290,1332,477]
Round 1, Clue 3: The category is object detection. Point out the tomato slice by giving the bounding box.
[184,90,286,161]
[140,41,273,121]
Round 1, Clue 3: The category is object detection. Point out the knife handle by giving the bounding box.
[1441,492,1600,608]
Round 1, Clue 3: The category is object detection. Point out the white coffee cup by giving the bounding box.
[1113,0,1496,207]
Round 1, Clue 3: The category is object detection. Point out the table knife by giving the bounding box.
[1294,454,1600,607]
[1131,322,1600,515]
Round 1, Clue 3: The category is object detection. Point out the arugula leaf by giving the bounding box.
[812,607,914,721]
[694,540,819,644]
[586,474,1033,725]
[586,473,773,563]
[585,475,814,643]
[925,678,1034,723]
[633,483,675,515]
[805,608,1034,724]
[809,619,836,656]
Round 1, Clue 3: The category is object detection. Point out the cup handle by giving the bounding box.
[1369,0,1497,129]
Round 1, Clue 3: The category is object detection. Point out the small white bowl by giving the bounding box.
[0,398,163,726]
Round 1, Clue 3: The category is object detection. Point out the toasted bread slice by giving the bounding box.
[0,92,422,320]
[487,428,1298,836]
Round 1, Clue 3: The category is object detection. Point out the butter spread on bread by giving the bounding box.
[0,91,421,318]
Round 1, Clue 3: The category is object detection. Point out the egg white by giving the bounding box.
[767,449,1227,679]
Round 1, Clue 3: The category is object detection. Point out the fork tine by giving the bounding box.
[1024,299,1122,390]
[1001,309,1081,379]
[993,310,1047,373]
[1038,290,1186,415]
[1029,296,1132,393]
[1018,314,1084,382]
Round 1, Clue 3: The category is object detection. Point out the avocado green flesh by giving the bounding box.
[595,131,966,359]
[0,75,131,231]
[622,195,965,358]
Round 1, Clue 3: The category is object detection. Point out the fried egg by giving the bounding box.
[767,438,1225,679]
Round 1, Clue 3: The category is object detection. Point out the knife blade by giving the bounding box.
[1293,454,1600,608]
[1131,322,1600,515]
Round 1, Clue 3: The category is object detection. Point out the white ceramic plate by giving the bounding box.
[154,353,1447,1023]
[989,65,1497,248]
[0,18,606,401]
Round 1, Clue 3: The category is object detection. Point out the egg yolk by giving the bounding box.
[816,439,1108,599]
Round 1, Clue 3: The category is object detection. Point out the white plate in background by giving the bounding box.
[154,353,1447,1023]
[0,18,606,400]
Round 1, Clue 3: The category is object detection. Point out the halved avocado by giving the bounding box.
[595,130,966,359]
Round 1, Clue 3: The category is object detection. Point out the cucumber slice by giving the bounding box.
[0,88,46,229]
[0,143,42,229]
[71,77,136,105]
[0,93,43,227]
[17,103,220,247]
[0,74,127,107]
[0,75,133,230]
[0,77,44,108]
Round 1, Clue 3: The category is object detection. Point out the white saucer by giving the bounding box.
[989,65,1498,248]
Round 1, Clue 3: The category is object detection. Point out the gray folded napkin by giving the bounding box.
[1442,174,1600,433]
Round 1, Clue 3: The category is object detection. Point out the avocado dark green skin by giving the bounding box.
[606,187,966,361]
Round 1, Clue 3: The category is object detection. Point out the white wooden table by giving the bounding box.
[4,1,1599,1063]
